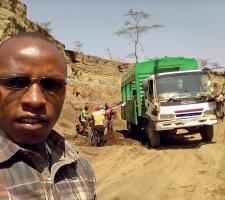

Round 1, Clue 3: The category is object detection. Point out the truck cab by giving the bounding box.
[142,69,217,146]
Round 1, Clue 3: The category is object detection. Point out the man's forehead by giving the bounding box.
[0,36,67,75]
[0,37,66,67]
[0,37,58,53]
[19,46,41,57]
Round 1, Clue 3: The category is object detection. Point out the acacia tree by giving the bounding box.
[105,48,112,60]
[74,41,83,52]
[114,9,164,63]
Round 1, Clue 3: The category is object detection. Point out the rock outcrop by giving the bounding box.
[66,50,132,108]
[58,51,132,136]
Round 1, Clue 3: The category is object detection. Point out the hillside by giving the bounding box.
[57,50,132,136]
[0,1,225,199]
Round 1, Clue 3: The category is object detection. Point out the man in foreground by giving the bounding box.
[0,32,96,199]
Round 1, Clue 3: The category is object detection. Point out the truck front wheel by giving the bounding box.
[146,122,160,148]
[199,125,214,142]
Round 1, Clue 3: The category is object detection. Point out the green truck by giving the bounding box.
[121,57,217,147]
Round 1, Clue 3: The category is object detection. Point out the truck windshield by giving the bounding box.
[156,71,210,99]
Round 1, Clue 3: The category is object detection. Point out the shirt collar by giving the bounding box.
[0,129,79,164]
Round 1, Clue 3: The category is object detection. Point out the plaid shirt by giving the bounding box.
[0,130,96,200]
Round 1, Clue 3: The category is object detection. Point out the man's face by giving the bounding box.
[0,37,67,144]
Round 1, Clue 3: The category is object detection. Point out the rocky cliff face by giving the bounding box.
[56,51,132,136]
[0,0,133,136]
[66,50,131,108]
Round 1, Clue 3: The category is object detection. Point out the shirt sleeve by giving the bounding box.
[77,155,96,199]
[81,110,88,120]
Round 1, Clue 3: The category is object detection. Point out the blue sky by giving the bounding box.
[21,0,225,66]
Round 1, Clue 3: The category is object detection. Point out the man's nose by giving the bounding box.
[21,83,47,109]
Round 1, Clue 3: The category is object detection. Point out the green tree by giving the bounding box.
[114,9,164,63]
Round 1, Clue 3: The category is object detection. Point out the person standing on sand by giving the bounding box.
[91,106,106,146]
[104,103,115,133]
[0,32,96,199]
[79,104,89,136]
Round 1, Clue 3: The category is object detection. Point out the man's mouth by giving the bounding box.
[15,118,48,124]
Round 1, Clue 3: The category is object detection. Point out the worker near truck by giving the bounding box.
[212,83,224,119]
[211,83,224,102]
[79,104,89,136]
[91,106,106,145]
[104,103,115,133]
[0,32,96,199]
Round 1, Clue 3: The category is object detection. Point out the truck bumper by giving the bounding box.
[155,115,217,131]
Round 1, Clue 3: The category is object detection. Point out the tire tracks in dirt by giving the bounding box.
[73,121,225,200]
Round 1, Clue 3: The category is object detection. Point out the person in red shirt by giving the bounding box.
[104,103,115,133]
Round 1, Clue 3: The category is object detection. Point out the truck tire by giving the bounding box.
[199,125,214,142]
[146,122,160,148]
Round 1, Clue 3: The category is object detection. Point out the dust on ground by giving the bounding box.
[66,119,225,200]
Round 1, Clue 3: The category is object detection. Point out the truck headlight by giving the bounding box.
[160,114,175,120]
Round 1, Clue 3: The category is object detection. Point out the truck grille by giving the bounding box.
[175,108,203,118]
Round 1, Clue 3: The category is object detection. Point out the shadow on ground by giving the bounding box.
[116,129,213,150]
[65,126,214,150]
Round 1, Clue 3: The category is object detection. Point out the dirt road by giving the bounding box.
[70,120,225,200]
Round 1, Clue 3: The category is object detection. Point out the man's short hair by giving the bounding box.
[0,32,54,48]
